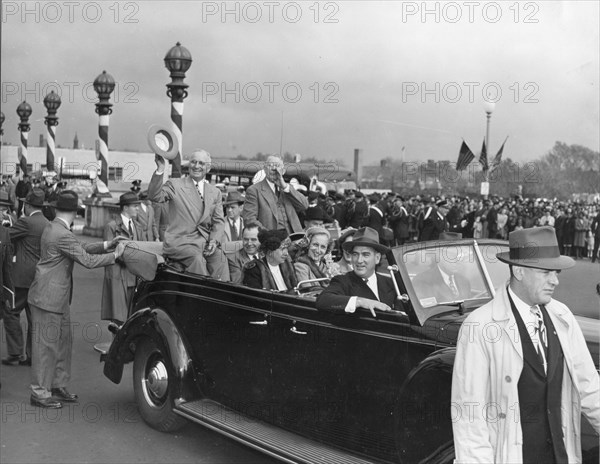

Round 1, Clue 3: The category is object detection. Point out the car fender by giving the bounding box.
[102,307,199,402]
[394,347,456,464]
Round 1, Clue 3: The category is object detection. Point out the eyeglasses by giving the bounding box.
[265,162,283,169]
[189,160,210,167]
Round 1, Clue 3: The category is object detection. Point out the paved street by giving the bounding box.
[1,231,598,464]
[0,232,274,464]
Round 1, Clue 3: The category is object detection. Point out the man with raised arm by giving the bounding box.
[148,150,229,280]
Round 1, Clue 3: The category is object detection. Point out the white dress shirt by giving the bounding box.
[268,263,288,291]
[121,214,136,239]
[508,286,541,346]
[345,273,379,313]
[194,179,205,198]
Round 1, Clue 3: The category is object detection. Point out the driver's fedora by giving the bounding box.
[342,227,389,254]
[496,226,574,270]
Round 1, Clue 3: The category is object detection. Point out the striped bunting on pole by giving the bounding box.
[19,130,28,175]
[170,100,183,178]
[98,114,109,185]
[46,124,56,172]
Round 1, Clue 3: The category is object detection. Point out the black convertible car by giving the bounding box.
[100,238,599,464]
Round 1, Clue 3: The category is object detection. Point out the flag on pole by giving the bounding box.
[479,139,488,171]
[456,140,475,171]
[491,136,508,169]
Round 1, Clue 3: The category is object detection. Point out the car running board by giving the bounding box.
[176,399,379,464]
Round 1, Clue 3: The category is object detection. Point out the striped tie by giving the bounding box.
[530,305,548,374]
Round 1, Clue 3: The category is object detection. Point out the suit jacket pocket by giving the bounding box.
[46,280,70,307]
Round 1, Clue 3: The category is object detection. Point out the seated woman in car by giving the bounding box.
[242,229,298,292]
[293,226,334,287]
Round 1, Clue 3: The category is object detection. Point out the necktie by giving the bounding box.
[363,278,379,301]
[196,182,203,199]
[232,221,239,240]
[128,221,134,239]
[274,184,280,198]
[448,275,459,297]
[530,305,548,373]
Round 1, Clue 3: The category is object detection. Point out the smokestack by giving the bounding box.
[353,148,360,182]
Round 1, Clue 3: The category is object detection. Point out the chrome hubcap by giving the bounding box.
[142,357,168,406]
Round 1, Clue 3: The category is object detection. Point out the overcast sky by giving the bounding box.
[2,1,598,168]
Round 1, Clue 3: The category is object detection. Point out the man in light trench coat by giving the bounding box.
[452,226,599,463]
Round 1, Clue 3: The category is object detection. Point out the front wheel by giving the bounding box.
[133,337,187,432]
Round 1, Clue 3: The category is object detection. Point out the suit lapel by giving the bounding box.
[259,181,279,217]
[132,220,143,241]
[115,216,134,240]
[507,291,545,376]
[197,183,214,225]
[542,305,562,381]
[350,272,378,300]
[183,177,205,223]
[377,274,397,306]
[494,288,523,361]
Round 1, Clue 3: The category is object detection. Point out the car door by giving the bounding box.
[155,273,274,418]
[266,291,438,463]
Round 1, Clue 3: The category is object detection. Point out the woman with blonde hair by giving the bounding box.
[293,226,333,287]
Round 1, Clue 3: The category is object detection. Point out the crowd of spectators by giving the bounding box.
[311,189,599,261]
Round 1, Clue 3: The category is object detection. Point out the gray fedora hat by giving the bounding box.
[496,226,574,270]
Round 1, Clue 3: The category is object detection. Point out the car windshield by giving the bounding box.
[393,241,500,323]
[477,242,510,290]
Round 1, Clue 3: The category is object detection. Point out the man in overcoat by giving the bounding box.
[101,192,144,323]
[452,226,600,463]
[136,190,159,241]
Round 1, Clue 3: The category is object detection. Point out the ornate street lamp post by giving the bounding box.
[93,70,115,193]
[43,90,62,173]
[0,112,5,173]
[481,101,496,197]
[16,101,33,176]
[164,42,192,178]
[484,100,496,159]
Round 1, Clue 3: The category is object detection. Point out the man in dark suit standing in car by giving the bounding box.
[2,189,49,367]
[316,227,395,318]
